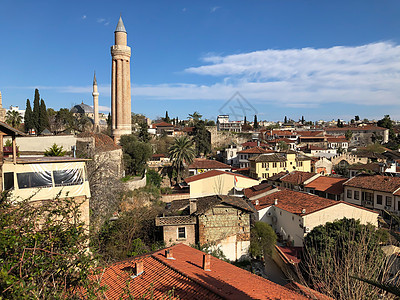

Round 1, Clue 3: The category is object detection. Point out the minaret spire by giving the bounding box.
[111,16,132,142]
[92,71,99,132]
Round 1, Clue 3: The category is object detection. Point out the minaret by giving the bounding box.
[111,16,132,142]
[0,91,6,122]
[92,72,99,132]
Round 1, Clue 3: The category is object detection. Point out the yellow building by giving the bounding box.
[249,151,312,180]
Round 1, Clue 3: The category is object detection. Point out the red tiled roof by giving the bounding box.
[276,245,302,264]
[280,171,317,185]
[188,158,232,170]
[305,176,347,195]
[345,175,400,194]
[241,141,268,148]
[268,171,288,181]
[296,131,324,137]
[152,153,166,158]
[95,244,309,299]
[326,137,348,143]
[244,183,274,198]
[184,170,253,184]
[267,138,295,144]
[325,125,387,132]
[252,190,340,215]
[154,121,174,127]
[265,130,297,137]
[238,146,274,154]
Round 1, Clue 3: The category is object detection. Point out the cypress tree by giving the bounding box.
[32,89,41,133]
[24,99,33,133]
[284,116,288,124]
[39,99,49,133]
[165,111,170,123]
[244,116,247,124]
[253,115,259,129]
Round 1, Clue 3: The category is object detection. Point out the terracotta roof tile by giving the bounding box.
[154,121,174,127]
[188,158,231,170]
[238,146,274,154]
[184,170,253,184]
[253,190,341,215]
[280,171,317,185]
[248,153,287,162]
[241,141,268,148]
[348,163,382,172]
[92,244,313,299]
[305,176,347,195]
[244,183,274,198]
[345,175,400,194]
[268,172,288,181]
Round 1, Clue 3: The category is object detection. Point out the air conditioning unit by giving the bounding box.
[304,227,311,233]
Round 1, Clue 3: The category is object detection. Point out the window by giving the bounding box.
[297,161,303,167]
[17,171,52,189]
[386,196,392,207]
[177,227,186,239]
[280,162,286,168]
[363,192,373,202]
[377,195,383,205]
[354,190,360,200]
[272,162,277,168]
[53,169,84,187]
[347,189,352,199]
[3,172,14,190]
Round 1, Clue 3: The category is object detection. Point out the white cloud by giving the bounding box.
[210,6,220,13]
[16,42,400,110]
[81,15,87,20]
[97,18,106,23]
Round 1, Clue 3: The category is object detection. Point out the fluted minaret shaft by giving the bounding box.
[111,16,131,142]
[92,72,99,132]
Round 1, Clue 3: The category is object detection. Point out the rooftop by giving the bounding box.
[304,176,347,195]
[188,158,231,170]
[238,146,274,154]
[5,156,90,164]
[248,153,287,163]
[280,171,317,185]
[94,244,309,299]
[252,190,346,216]
[243,182,274,199]
[344,174,400,194]
[184,170,253,184]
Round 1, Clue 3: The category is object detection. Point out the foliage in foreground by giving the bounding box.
[0,193,101,299]
[249,222,277,259]
[298,218,395,300]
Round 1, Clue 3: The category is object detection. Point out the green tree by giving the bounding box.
[301,116,305,124]
[249,222,277,258]
[355,115,360,122]
[193,120,211,156]
[44,143,67,156]
[244,116,247,124]
[24,99,33,133]
[277,140,288,150]
[377,115,395,140]
[32,89,41,133]
[55,108,75,132]
[345,129,353,141]
[205,119,215,126]
[299,218,388,300]
[0,193,101,298]
[188,111,202,124]
[146,169,162,188]
[5,110,22,128]
[138,122,150,143]
[284,116,287,123]
[253,115,259,129]
[38,99,49,134]
[120,135,152,176]
[168,136,195,182]
[163,111,170,123]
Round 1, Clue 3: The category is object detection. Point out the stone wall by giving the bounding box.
[123,175,146,191]
[331,153,369,166]
[207,126,250,150]
[163,224,196,247]
[198,205,251,260]
[161,193,190,203]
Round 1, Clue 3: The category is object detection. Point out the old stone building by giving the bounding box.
[156,195,254,261]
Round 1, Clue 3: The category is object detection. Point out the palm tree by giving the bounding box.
[5,110,22,128]
[168,136,195,183]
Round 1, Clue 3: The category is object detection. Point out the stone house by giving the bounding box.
[325,125,389,147]
[156,195,254,261]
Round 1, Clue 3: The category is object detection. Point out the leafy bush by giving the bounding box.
[146,169,162,188]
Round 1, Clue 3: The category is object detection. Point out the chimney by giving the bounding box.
[274,199,278,205]
[302,208,306,214]
[190,199,197,215]
[203,253,211,271]
[135,261,144,276]
[255,200,259,206]
[165,249,175,260]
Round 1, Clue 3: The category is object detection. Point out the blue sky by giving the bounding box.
[1,0,400,122]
